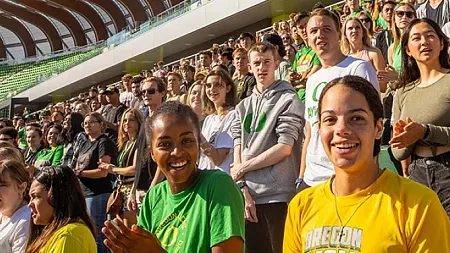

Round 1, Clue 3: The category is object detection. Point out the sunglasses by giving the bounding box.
[142,87,157,95]
[360,17,372,23]
[395,11,414,19]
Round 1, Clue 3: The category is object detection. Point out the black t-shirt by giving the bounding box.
[234,72,256,101]
[227,63,236,77]
[375,30,393,65]
[426,1,445,27]
[105,103,127,144]
[76,134,118,197]
[136,157,158,191]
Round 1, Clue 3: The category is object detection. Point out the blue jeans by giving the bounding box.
[86,193,111,253]
[410,151,450,218]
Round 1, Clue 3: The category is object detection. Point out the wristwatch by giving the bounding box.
[295,178,303,185]
[237,181,247,189]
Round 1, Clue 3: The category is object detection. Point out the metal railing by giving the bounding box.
[165,0,345,69]
[255,0,345,35]
[0,47,105,101]
[106,0,208,47]
[0,0,210,63]
[0,41,105,66]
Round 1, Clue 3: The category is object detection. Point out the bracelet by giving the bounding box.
[295,178,303,185]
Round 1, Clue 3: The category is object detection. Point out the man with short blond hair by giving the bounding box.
[231,42,305,253]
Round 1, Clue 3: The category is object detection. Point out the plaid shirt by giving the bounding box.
[62,132,87,169]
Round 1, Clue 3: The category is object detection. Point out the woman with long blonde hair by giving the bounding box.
[388,2,417,72]
[99,108,144,225]
[341,17,386,86]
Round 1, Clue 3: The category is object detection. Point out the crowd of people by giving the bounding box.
[0,0,450,252]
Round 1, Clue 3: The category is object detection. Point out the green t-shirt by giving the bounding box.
[376,16,388,31]
[138,170,245,253]
[347,10,362,18]
[393,44,402,73]
[297,88,306,104]
[292,46,321,75]
[35,145,64,167]
[18,127,27,150]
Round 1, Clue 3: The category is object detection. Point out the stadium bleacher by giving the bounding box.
[0,47,104,101]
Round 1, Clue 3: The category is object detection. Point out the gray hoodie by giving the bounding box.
[231,80,305,204]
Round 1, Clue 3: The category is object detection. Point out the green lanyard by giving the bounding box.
[117,138,136,168]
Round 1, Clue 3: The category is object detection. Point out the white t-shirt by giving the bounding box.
[0,205,31,253]
[443,22,450,54]
[304,56,379,186]
[119,91,135,108]
[198,110,235,174]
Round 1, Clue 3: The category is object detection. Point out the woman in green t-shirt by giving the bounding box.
[102,101,245,253]
[34,123,65,169]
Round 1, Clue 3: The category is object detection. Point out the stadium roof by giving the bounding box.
[0,0,184,60]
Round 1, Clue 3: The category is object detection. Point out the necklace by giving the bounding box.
[332,168,382,243]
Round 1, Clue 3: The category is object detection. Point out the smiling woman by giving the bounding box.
[102,101,245,253]
[283,76,450,252]
[199,69,236,174]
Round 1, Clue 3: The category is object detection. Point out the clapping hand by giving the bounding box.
[377,66,398,84]
[102,217,166,253]
[390,118,425,149]
[98,161,114,174]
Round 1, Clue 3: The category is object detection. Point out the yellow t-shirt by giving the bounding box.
[284,169,450,253]
[39,222,96,253]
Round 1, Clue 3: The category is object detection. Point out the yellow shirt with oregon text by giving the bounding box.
[283,169,450,253]
[39,222,96,253]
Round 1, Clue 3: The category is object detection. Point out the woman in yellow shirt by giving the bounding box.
[26,166,96,253]
[283,76,450,252]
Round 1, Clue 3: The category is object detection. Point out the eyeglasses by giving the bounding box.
[395,11,414,19]
[228,40,235,43]
[383,7,394,12]
[142,87,157,95]
[360,17,372,23]
[82,121,99,127]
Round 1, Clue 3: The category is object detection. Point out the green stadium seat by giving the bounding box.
[0,48,104,102]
